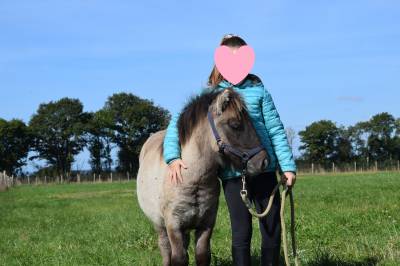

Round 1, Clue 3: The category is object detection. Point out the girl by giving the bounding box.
[163,34,296,266]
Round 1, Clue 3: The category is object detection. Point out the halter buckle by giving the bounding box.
[241,152,250,164]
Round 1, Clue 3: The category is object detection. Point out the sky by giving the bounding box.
[1,0,399,171]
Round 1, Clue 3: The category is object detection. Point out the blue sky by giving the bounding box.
[1,1,399,171]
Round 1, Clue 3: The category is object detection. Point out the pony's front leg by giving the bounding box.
[166,225,189,266]
[194,227,213,266]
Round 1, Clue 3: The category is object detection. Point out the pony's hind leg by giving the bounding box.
[158,227,171,266]
[194,227,213,266]
[166,226,189,266]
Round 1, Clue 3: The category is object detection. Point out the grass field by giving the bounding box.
[0,172,399,266]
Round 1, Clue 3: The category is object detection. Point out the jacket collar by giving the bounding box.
[218,77,254,89]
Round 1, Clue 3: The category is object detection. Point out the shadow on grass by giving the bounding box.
[212,255,262,266]
[306,251,379,266]
[213,252,379,266]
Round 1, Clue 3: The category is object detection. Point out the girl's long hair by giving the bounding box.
[207,34,247,87]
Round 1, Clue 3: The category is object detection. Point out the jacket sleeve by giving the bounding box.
[162,87,215,165]
[163,111,182,165]
[261,86,297,173]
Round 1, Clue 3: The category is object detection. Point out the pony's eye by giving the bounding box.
[228,119,241,130]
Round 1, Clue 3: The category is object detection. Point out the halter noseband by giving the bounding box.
[207,111,265,170]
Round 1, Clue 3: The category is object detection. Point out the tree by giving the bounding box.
[86,110,114,174]
[103,92,170,174]
[347,123,368,160]
[298,120,341,166]
[396,118,400,136]
[361,113,397,161]
[394,118,400,160]
[29,98,90,177]
[0,119,32,175]
[334,127,353,163]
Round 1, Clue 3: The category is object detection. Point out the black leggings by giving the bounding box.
[222,172,281,265]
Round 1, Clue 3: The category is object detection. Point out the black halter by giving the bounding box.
[207,111,265,170]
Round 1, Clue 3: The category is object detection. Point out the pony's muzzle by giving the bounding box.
[246,150,268,176]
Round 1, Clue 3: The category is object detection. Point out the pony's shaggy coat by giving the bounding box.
[136,88,267,266]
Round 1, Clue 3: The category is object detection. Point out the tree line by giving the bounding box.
[1,91,399,177]
[294,112,400,170]
[0,93,170,177]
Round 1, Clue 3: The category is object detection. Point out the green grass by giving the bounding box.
[0,172,399,265]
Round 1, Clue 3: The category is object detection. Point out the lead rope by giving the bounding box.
[240,174,300,266]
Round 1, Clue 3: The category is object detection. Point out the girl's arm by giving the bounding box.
[163,87,215,165]
[261,86,297,173]
[163,111,188,184]
[163,111,182,165]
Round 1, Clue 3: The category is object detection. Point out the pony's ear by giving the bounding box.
[215,89,231,115]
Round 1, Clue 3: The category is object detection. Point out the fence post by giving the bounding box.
[127,172,130,181]
[397,160,400,171]
[44,176,47,184]
[354,162,357,173]
[375,161,378,172]
[332,162,335,173]
[28,175,30,185]
[110,172,113,183]
[311,163,314,174]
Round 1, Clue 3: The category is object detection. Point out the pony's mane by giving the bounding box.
[178,88,247,146]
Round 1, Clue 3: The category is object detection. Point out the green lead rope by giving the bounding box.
[240,175,300,266]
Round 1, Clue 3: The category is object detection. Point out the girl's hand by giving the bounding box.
[167,159,188,185]
[282,172,296,187]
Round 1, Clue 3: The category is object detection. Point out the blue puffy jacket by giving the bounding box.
[163,76,297,180]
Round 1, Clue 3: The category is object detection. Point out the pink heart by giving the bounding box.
[214,45,255,85]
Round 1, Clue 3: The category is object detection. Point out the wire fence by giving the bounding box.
[1,160,399,190]
[296,160,400,174]
[1,171,134,187]
[0,171,14,191]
